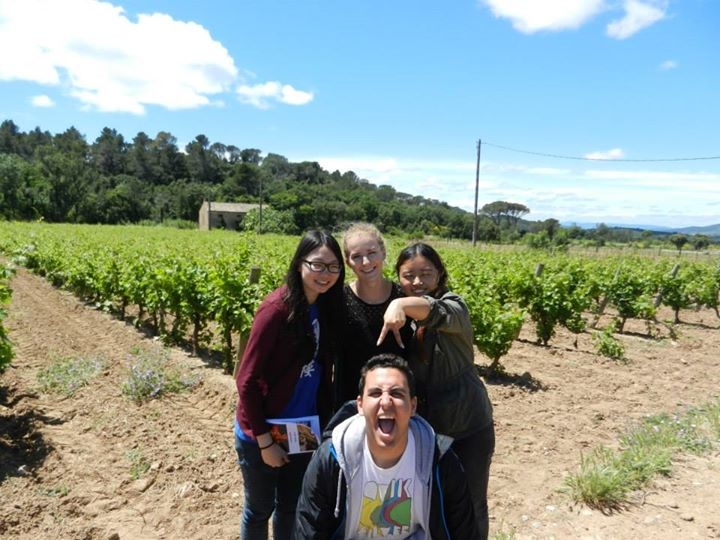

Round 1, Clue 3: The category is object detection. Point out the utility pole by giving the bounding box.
[472,138,481,247]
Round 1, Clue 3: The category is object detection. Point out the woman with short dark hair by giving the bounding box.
[379,241,495,539]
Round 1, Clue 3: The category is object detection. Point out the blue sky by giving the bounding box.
[1,0,719,228]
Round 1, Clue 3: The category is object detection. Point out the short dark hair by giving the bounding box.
[394,242,448,297]
[358,354,416,398]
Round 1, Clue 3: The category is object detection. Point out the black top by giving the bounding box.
[335,282,413,407]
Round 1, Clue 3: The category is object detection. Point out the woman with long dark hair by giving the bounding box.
[234,230,345,540]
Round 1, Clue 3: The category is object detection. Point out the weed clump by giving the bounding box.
[563,401,720,510]
[121,348,200,402]
[37,354,106,397]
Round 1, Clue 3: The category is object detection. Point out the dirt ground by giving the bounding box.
[1,267,719,540]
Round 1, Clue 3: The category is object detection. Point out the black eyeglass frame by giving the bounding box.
[302,259,343,274]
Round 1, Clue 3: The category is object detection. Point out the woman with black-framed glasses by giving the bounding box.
[234,230,345,540]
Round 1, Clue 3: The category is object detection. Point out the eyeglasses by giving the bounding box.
[303,260,343,274]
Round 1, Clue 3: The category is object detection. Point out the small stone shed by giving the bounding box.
[197,201,261,231]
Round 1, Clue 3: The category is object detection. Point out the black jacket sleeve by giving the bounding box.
[292,441,344,540]
[431,446,481,539]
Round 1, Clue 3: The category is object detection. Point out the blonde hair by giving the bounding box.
[341,222,386,257]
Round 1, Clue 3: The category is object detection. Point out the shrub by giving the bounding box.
[37,354,106,396]
[0,264,15,373]
[121,348,200,402]
[592,326,625,361]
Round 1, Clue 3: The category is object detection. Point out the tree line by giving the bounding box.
[2,119,712,248]
[0,119,494,238]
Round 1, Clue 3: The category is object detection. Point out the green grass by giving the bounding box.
[491,527,517,540]
[564,400,720,510]
[126,449,151,480]
[36,354,106,397]
[121,348,200,402]
[38,485,70,498]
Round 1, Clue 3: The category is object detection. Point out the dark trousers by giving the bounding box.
[451,422,495,540]
[235,435,312,540]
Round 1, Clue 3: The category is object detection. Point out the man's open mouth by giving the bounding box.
[378,418,395,434]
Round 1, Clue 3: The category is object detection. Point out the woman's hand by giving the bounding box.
[260,442,290,467]
[377,299,408,348]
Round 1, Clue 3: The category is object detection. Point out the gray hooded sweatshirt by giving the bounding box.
[330,413,437,539]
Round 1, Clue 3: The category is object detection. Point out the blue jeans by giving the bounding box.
[451,422,495,540]
[235,435,312,540]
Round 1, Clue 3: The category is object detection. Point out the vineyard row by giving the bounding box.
[1,222,718,373]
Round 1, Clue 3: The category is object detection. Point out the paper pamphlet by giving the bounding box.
[267,415,321,454]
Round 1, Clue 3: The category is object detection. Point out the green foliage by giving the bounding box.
[465,292,524,372]
[38,485,70,498]
[0,120,479,239]
[241,206,297,234]
[563,446,629,509]
[668,233,689,253]
[692,234,711,251]
[602,264,657,332]
[657,265,693,323]
[491,528,517,540]
[591,326,625,361]
[36,354,106,396]
[564,401,720,510]
[2,222,720,374]
[514,266,590,346]
[121,348,200,402]
[686,265,720,315]
[126,449,151,480]
[0,264,14,373]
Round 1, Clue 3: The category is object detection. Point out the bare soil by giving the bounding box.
[1,267,719,539]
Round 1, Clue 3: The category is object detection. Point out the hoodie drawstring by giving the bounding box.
[333,468,343,518]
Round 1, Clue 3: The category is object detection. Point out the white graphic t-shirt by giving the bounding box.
[347,431,426,539]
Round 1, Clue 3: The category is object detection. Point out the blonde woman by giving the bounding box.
[335,223,412,406]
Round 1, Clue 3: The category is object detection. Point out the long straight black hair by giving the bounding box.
[284,230,346,327]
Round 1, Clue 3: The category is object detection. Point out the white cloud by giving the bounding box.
[279,85,314,106]
[301,152,720,227]
[659,59,678,71]
[523,166,571,175]
[479,0,607,33]
[313,157,400,175]
[30,94,54,107]
[479,0,667,38]
[584,148,625,160]
[606,0,667,39]
[236,82,314,109]
[583,169,720,191]
[0,0,311,114]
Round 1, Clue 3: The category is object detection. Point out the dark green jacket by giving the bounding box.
[410,291,493,439]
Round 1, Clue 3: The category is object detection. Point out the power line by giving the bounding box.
[483,141,720,162]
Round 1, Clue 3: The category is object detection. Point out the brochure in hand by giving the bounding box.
[267,415,321,454]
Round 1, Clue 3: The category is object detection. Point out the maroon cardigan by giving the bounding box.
[235,285,334,439]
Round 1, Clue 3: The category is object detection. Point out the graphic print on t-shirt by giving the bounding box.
[358,477,413,537]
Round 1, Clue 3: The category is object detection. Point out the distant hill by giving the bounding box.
[675,224,720,236]
[562,221,720,236]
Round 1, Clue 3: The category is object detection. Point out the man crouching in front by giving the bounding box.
[293,353,479,539]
